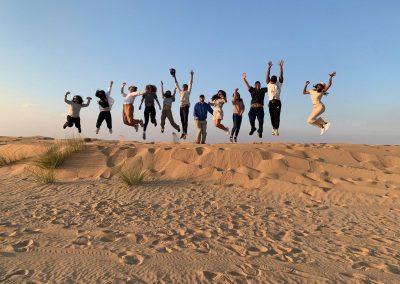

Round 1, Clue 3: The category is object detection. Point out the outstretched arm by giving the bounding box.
[139,96,144,110]
[82,97,92,107]
[303,81,310,95]
[108,81,114,94]
[64,91,72,104]
[324,72,336,92]
[188,70,194,93]
[160,81,165,98]
[266,61,272,84]
[279,60,284,83]
[172,88,176,102]
[120,82,127,97]
[173,74,182,92]
[242,73,251,90]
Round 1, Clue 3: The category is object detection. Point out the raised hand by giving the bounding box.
[87,97,92,100]
[190,70,194,76]
[66,91,70,96]
[279,60,284,67]
[161,80,164,85]
[242,73,247,80]
[122,82,126,86]
[305,81,310,85]
[329,71,336,77]
[110,81,114,85]
[268,61,273,68]
[235,88,239,92]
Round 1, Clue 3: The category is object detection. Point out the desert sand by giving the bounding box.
[0,136,400,283]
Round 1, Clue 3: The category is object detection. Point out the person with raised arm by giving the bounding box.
[193,94,213,144]
[266,60,284,136]
[210,90,229,136]
[120,82,145,132]
[95,81,114,134]
[139,85,161,140]
[171,69,194,140]
[230,88,245,143]
[160,81,181,133]
[303,72,336,135]
[242,72,268,138]
[63,92,92,133]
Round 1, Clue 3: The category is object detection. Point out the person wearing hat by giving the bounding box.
[171,69,194,140]
[266,60,284,136]
[120,82,145,132]
[242,72,268,138]
[303,72,336,135]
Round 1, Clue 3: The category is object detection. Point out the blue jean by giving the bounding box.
[231,114,242,137]
[248,107,264,134]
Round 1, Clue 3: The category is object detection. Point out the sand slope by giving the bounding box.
[0,136,400,283]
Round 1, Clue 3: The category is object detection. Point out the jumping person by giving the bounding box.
[242,73,268,138]
[139,85,161,140]
[95,81,114,134]
[193,94,213,144]
[63,92,92,133]
[230,88,245,143]
[266,60,284,136]
[303,72,336,135]
[171,69,194,140]
[210,90,229,136]
[120,82,145,132]
[160,81,181,133]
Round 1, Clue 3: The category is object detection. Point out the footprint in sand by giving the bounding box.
[119,251,144,265]
[12,239,34,252]
[228,244,247,256]
[202,271,233,283]
[1,269,33,282]
[135,233,148,244]
[72,236,91,246]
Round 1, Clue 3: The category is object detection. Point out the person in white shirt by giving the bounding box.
[160,81,181,133]
[303,72,336,135]
[171,69,194,140]
[95,81,114,134]
[210,90,229,136]
[120,82,145,132]
[63,91,91,133]
[266,60,284,136]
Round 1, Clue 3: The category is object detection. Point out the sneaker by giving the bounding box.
[78,128,82,133]
[177,127,181,133]
[258,132,262,138]
[275,129,279,136]
[109,128,113,134]
[249,128,257,135]
[63,123,67,129]
[225,127,230,136]
[180,133,185,139]
[182,134,187,140]
[154,120,157,127]
[324,122,331,133]
[139,120,144,128]
[272,129,275,136]
[96,128,100,134]
[234,136,237,143]
[134,124,139,132]
[230,136,233,143]
[142,132,146,140]
[320,127,325,135]
[161,128,164,133]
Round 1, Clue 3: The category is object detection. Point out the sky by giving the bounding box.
[0,0,399,144]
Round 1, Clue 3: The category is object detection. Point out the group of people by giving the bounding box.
[63,61,337,143]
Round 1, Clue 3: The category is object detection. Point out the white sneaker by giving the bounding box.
[275,129,279,136]
[96,128,100,134]
[225,127,230,136]
[272,129,275,136]
[109,129,113,134]
[324,122,331,133]
[320,127,325,135]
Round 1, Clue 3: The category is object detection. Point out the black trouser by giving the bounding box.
[96,111,112,129]
[268,99,282,129]
[144,106,156,131]
[180,105,189,134]
[231,114,242,137]
[248,107,264,134]
[64,115,81,129]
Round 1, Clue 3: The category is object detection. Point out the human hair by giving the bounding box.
[270,75,277,83]
[233,92,242,101]
[73,95,83,105]
[255,81,261,85]
[199,94,205,99]
[95,90,106,100]
[128,86,137,92]
[145,85,152,93]
[182,84,188,89]
[164,90,172,98]
[151,85,157,93]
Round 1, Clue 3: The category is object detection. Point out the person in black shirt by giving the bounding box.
[242,72,268,138]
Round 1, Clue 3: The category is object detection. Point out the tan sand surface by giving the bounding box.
[0,136,400,283]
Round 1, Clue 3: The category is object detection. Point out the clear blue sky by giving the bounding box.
[1,0,399,144]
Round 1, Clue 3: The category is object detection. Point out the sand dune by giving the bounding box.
[0,136,400,283]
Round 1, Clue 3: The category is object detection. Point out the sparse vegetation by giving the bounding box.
[0,153,25,167]
[35,138,84,169]
[120,168,147,186]
[26,167,55,184]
